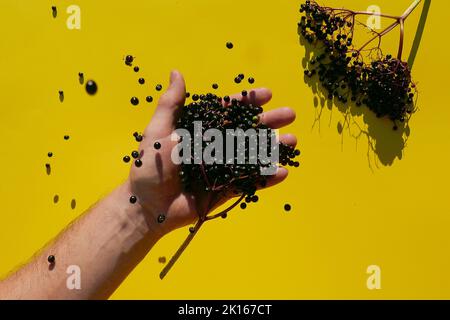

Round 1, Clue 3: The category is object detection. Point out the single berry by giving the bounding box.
[85,80,98,95]
[156,84,162,91]
[47,255,55,264]
[123,156,131,163]
[146,96,153,103]
[135,159,142,167]
[154,142,161,150]
[130,196,137,204]
[226,42,234,49]
[131,97,139,106]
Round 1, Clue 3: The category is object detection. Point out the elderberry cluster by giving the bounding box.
[299,0,416,126]
[175,93,300,198]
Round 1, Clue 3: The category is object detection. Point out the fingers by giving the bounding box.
[263,167,289,189]
[279,133,297,147]
[260,107,296,129]
[145,70,186,140]
[222,88,272,107]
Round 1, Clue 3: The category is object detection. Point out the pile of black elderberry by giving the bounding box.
[176,93,300,200]
[299,0,416,127]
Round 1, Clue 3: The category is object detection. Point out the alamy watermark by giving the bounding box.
[171,121,279,175]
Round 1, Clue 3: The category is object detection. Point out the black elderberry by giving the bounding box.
[146,96,153,103]
[240,203,247,209]
[226,42,234,49]
[125,55,134,66]
[212,83,219,90]
[64,135,70,140]
[134,159,142,167]
[85,80,98,95]
[234,77,241,84]
[157,214,166,223]
[130,196,137,204]
[48,152,53,158]
[241,90,248,97]
[138,78,145,85]
[248,77,255,84]
[156,84,162,91]
[192,94,199,101]
[154,142,161,150]
[131,151,139,159]
[47,255,55,264]
[284,204,291,212]
[123,156,131,163]
[131,97,139,106]
[134,66,140,72]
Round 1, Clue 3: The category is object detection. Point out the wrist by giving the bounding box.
[113,181,168,245]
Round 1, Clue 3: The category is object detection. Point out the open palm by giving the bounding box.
[128,71,297,235]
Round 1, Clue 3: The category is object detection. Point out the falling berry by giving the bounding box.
[131,97,139,106]
[284,204,291,212]
[248,77,255,84]
[212,83,219,90]
[85,80,98,95]
[125,55,133,66]
[146,96,153,103]
[48,152,53,158]
[138,78,145,85]
[64,135,70,140]
[123,156,131,163]
[131,151,139,159]
[134,66,140,72]
[156,84,162,91]
[47,255,55,264]
[226,42,234,49]
[135,159,142,167]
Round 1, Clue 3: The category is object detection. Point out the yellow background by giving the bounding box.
[0,0,448,299]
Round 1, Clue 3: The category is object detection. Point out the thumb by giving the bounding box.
[145,70,186,139]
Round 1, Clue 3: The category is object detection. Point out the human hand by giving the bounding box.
[127,70,297,236]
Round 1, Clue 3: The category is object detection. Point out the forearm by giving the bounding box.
[0,180,164,300]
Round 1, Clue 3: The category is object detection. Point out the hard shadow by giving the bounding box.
[297,1,430,167]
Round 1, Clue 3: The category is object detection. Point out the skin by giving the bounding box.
[0,71,296,300]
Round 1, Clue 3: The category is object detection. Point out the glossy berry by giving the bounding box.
[134,66,139,72]
[226,42,234,49]
[154,142,161,150]
[248,77,255,84]
[212,83,219,90]
[131,151,139,159]
[123,156,131,163]
[240,203,247,209]
[47,255,55,264]
[146,96,153,103]
[48,152,53,158]
[125,55,133,65]
[156,84,162,91]
[134,159,142,167]
[64,135,70,140]
[284,204,291,212]
[138,78,145,85]
[157,214,166,223]
[131,97,139,106]
[85,80,98,95]
[234,77,241,84]
[129,196,137,204]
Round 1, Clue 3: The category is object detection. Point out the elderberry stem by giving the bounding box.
[398,19,405,60]
[159,219,204,280]
[402,0,422,20]
[160,194,246,279]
